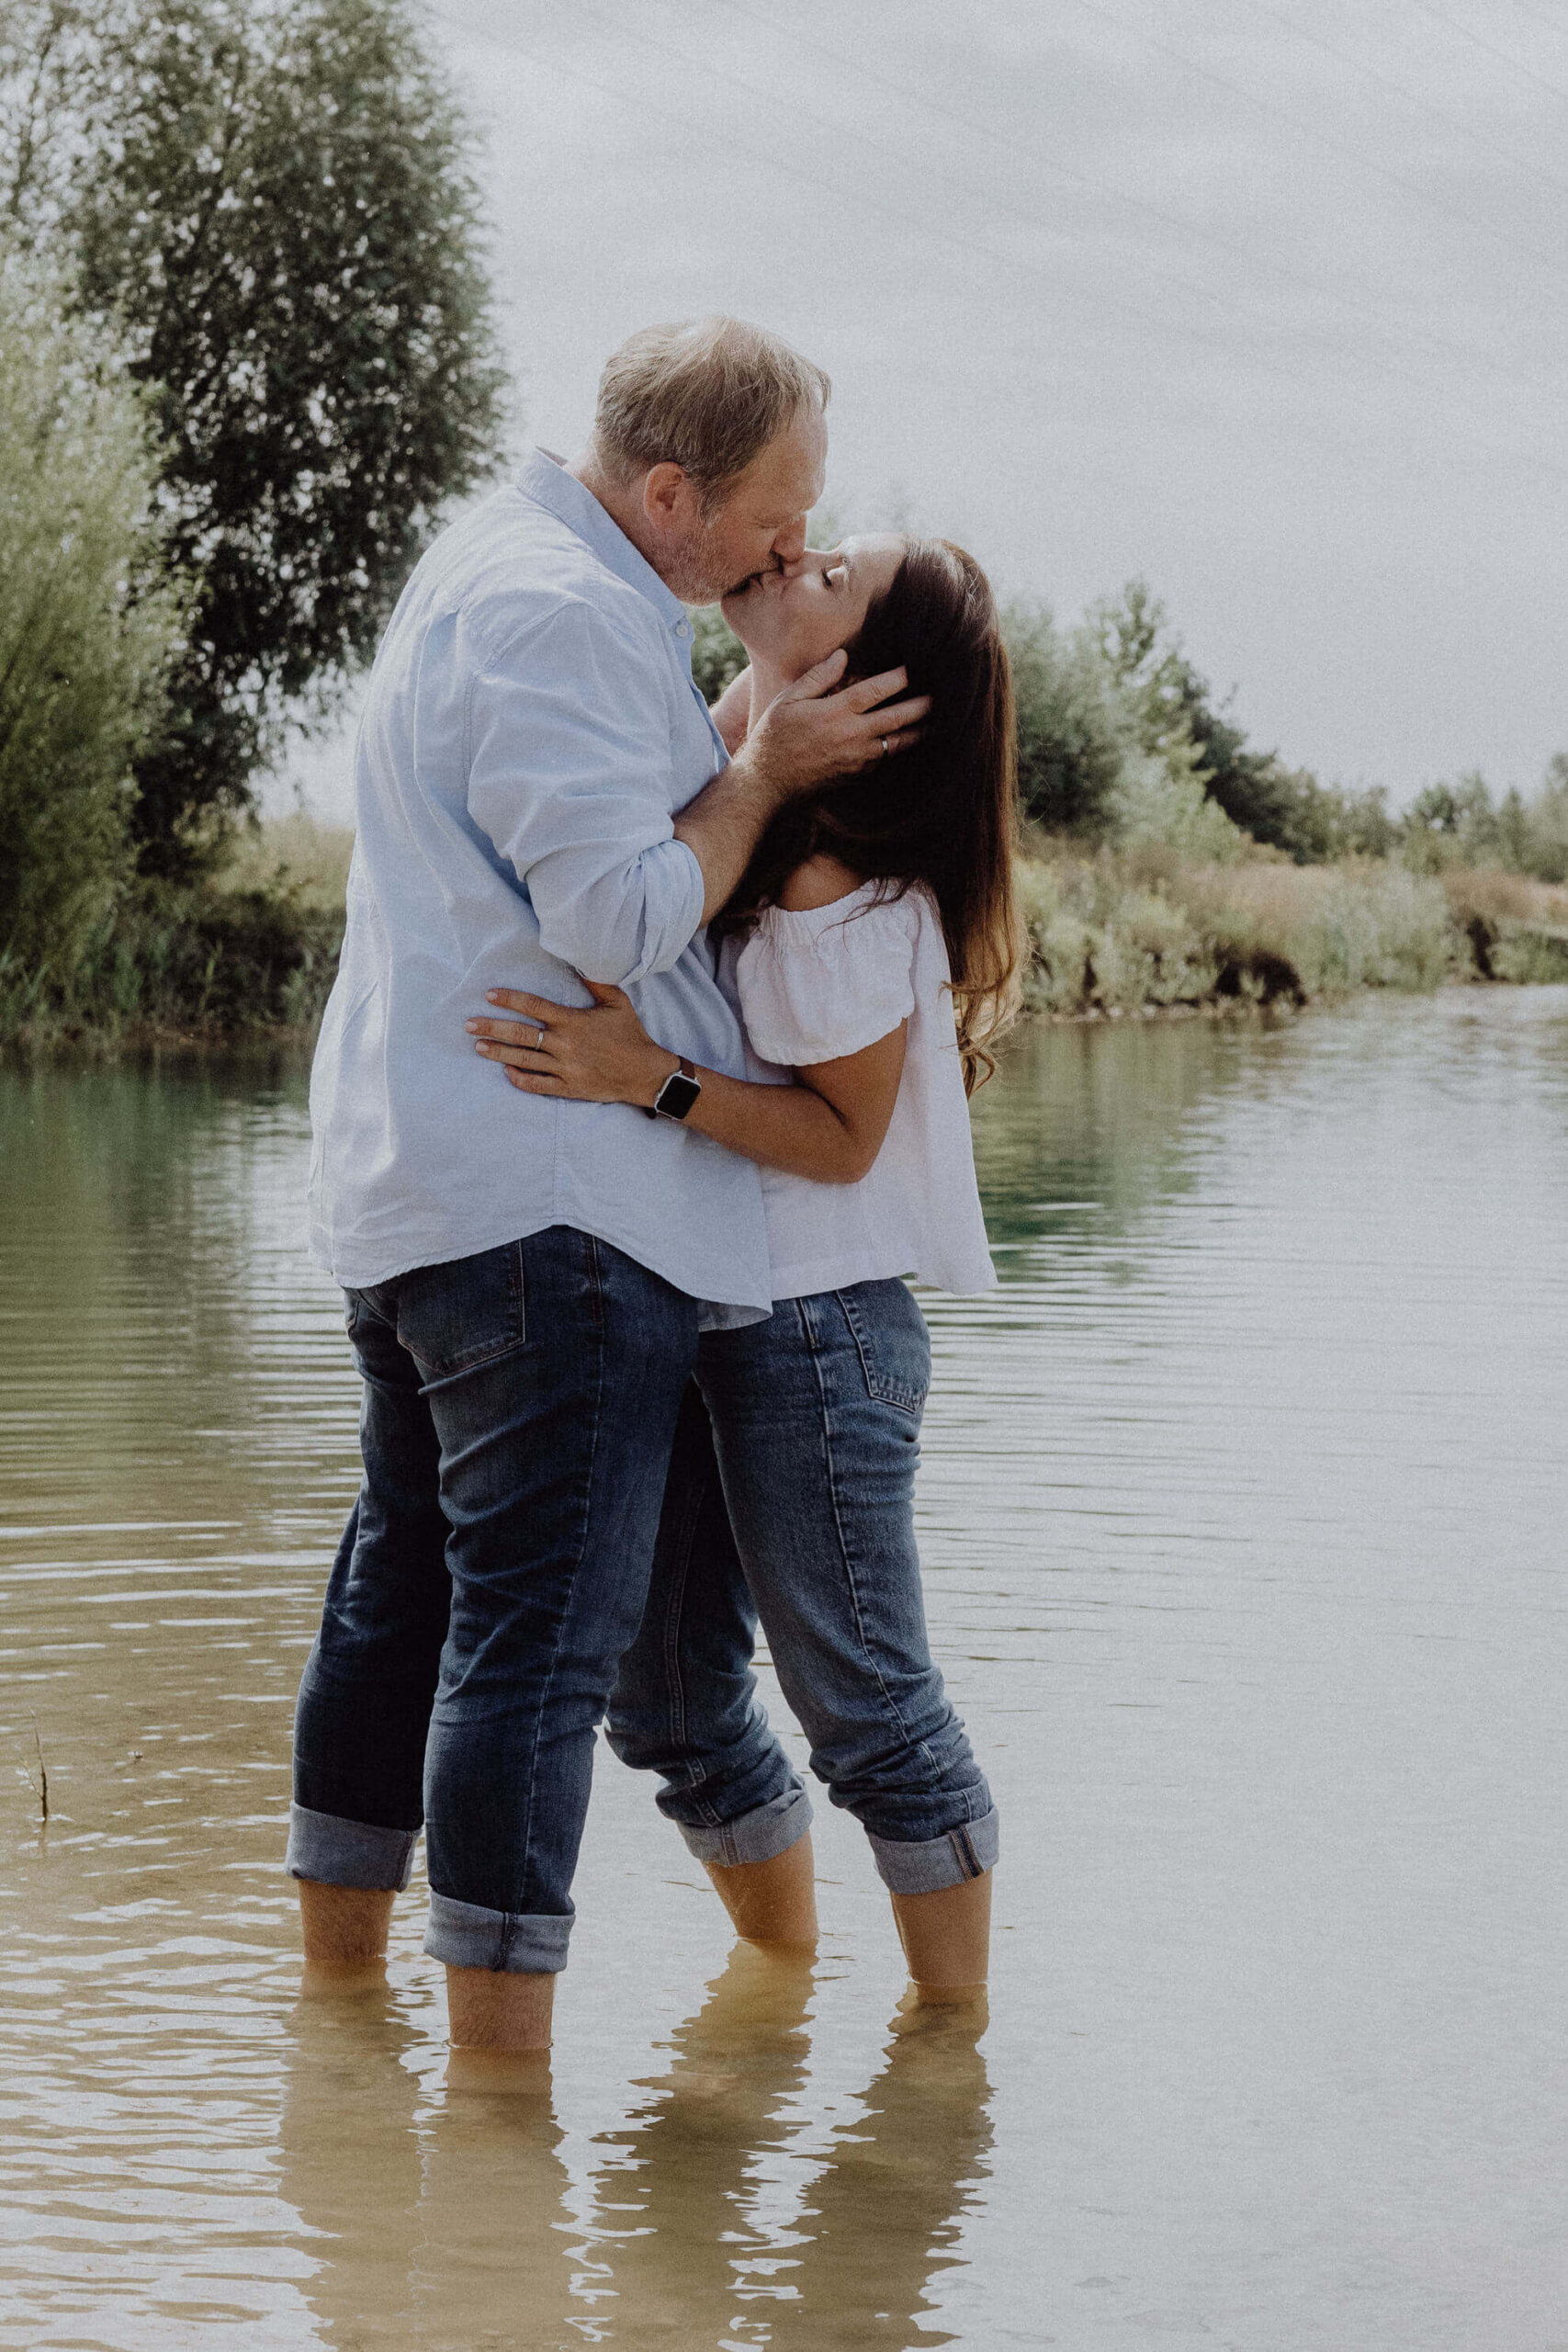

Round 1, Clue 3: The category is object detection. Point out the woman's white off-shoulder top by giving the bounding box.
[729,881,998,1301]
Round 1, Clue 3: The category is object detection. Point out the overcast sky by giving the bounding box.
[285,0,1567,818]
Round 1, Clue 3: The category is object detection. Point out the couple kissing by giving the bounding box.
[292,314,1021,2083]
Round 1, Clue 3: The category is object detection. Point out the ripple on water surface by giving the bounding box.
[2,992,1565,2349]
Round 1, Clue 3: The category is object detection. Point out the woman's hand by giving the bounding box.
[468,977,907,1182]
[467,982,679,1106]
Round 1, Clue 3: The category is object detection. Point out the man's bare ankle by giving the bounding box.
[297,1880,395,1974]
[445,1962,555,2054]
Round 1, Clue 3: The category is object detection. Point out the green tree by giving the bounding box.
[688,604,748,703]
[1403,764,1568,882]
[1001,600,1130,835]
[4,0,507,869]
[1090,578,1351,861]
[0,249,185,975]
[1527,756,1568,884]
[1401,772,1499,870]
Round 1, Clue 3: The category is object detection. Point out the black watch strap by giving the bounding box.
[649,1056,702,1122]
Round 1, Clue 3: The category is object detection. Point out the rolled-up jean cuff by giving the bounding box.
[672,1785,815,1871]
[867,1808,999,1895]
[423,1892,574,1974]
[286,1801,418,1893]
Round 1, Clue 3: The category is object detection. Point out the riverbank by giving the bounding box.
[5,816,1567,1052]
[1020,842,1568,1013]
[0,815,353,1052]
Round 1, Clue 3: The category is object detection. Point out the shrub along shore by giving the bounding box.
[5,814,1565,1055]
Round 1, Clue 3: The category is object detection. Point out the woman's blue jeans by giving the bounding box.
[288,1226,698,1973]
[607,1278,998,1895]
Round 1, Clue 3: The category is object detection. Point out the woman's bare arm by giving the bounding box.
[468,983,906,1185]
[467,853,907,1184]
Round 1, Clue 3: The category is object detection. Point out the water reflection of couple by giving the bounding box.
[289,317,1021,2066]
[280,1948,993,2348]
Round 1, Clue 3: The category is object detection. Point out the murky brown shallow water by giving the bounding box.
[2,988,1565,2349]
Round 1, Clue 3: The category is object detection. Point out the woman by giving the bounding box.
[467,533,1021,2010]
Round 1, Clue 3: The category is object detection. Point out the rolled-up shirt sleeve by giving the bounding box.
[466,599,708,986]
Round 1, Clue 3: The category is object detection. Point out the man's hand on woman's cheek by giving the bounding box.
[465,981,679,1107]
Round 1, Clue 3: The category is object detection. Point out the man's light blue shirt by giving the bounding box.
[308,449,771,1319]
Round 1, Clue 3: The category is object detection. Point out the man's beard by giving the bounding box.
[667,519,768,606]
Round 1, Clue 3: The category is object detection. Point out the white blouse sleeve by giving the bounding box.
[734,893,919,1067]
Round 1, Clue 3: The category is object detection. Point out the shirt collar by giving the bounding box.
[516,447,688,628]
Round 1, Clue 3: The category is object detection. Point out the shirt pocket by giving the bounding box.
[392,1241,529,1385]
[836,1279,931,1418]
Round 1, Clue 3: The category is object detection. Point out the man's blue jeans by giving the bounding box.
[287,1226,698,1973]
[608,1279,998,1894]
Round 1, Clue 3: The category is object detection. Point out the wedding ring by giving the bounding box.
[531,1024,546,1051]
[880,735,890,757]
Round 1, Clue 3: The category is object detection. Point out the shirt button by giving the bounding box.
[674,617,693,640]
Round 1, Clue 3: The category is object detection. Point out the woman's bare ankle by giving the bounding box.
[705,1833,818,1946]
[889,1870,993,1989]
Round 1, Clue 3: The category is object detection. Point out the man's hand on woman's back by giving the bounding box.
[740,650,929,798]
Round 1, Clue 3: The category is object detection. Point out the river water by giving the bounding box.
[1,989,1564,2351]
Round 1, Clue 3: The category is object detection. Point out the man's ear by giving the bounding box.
[642,462,691,526]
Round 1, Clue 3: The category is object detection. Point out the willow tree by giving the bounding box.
[0,254,185,975]
[3,0,508,869]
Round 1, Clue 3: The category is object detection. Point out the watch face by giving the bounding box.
[655,1070,703,1122]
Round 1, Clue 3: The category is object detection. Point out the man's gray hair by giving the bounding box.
[592,316,830,500]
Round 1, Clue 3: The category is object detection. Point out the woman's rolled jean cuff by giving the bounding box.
[286,1800,417,1893]
[672,1784,814,1871]
[868,1808,999,1895]
[423,1892,574,1974]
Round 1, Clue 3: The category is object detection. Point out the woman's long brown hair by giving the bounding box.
[716,538,1024,1091]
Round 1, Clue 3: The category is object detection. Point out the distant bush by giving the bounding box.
[0,249,185,988]
[217,812,355,915]
[1,842,348,1046]
[1167,859,1453,997]
[1018,844,1459,1014]
[1438,865,1568,983]
[688,605,749,704]
[1018,853,1218,1011]
[1402,764,1568,886]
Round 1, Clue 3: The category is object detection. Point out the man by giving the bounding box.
[289,317,926,2072]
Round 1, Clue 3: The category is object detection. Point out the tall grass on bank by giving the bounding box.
[6,820,1567,1051]
[0,818,354,1046]
[1020,842,1568,1015]
[1438,867,1568,984]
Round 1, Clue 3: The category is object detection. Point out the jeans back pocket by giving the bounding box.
[836,1279,931,1417]
[391,1240,529,1382]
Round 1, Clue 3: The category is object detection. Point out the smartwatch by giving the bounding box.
[649,1055,703,1122]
